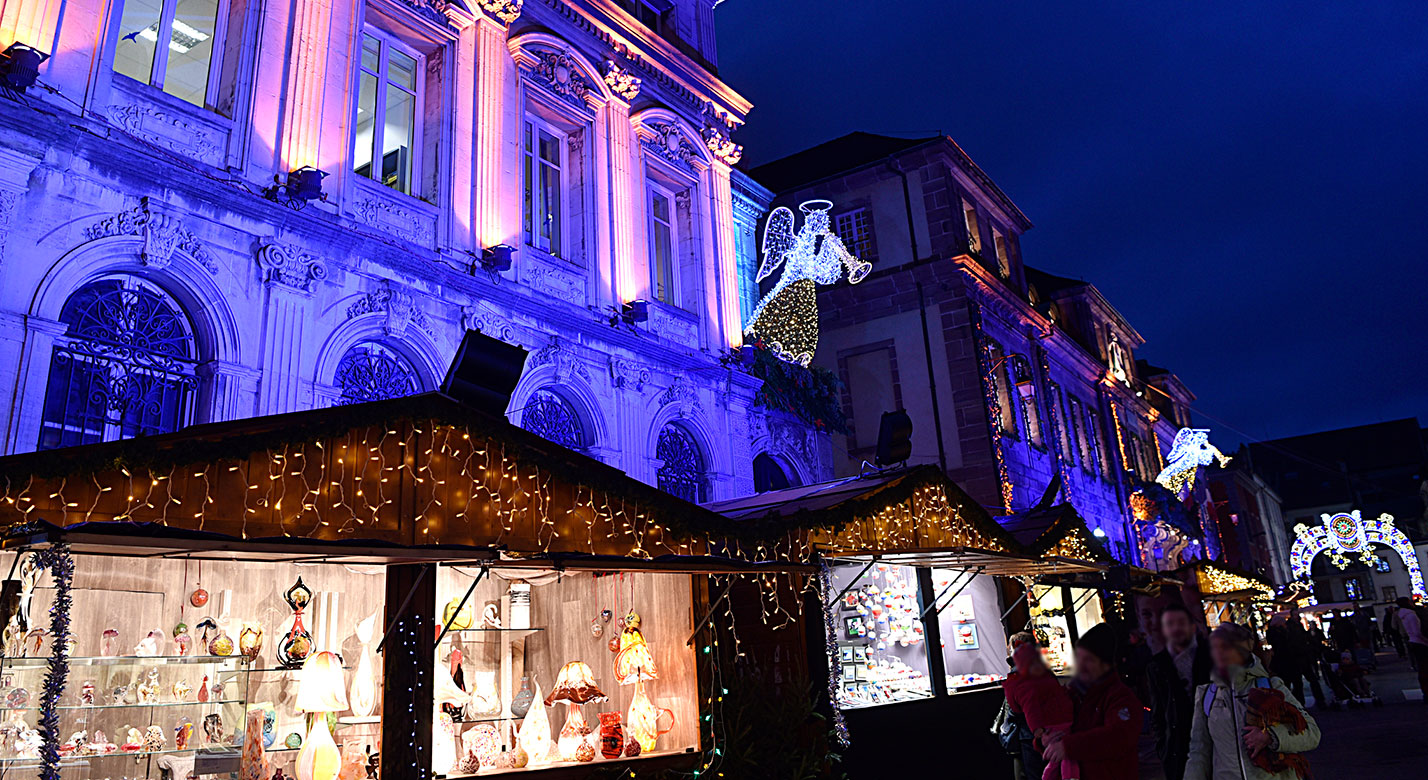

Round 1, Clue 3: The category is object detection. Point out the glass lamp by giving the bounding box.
[544,661,607,761]
[295,651,349,780]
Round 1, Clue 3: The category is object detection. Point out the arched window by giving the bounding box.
[754,452,799,494]
[38,276,199,450]
[334,342,418,404]
[520,388,585,450]
[656,423,705,503]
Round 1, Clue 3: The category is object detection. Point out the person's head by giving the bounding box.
[1074,623,1117,685]
[1013,642,1049,677]
[1340,650,1354,665]
[1008,631,1036,653]
[1159,603,1196,648]
[1209,622,1255,674]
[1397,597,1414,610]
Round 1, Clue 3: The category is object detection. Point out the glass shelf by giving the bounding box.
[441,627,544,639]
[0,746,239,764]
[0,699,243,713]
[0,655,250,668]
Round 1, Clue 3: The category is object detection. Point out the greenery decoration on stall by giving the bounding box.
[31,541,73,780]
[723,342,848,434]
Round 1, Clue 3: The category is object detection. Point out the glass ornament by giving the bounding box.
[626,678,674,753]
[239,624,263,661]
[348,613,377,719]
[510,676,535,719]
[277,578,314,668]
[598,712,624,759]
[190,588,209,608]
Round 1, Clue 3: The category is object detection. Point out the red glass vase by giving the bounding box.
[598,712,625,759]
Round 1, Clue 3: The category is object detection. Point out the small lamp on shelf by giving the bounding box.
[294,650,348,780]
[545,661,607,762]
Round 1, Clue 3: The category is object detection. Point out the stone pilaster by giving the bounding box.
[472,16,511,248]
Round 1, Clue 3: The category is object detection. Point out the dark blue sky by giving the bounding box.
[716,1,1428,445]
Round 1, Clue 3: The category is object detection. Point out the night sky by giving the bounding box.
[716,1,1428,446]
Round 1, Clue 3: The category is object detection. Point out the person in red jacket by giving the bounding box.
[1042,623,1142,780]
[1003,642,1079,779]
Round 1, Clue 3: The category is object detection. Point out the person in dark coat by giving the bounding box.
[1042,623,1142,780]
[1146,603,1211,780]
[1267,606,1326,707]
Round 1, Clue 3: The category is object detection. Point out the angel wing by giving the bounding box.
[756,206,796,282]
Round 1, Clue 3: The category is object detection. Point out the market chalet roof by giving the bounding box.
[705,466,1111,577]
[0,393,747,562]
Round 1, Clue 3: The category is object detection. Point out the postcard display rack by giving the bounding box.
[0,550,386,779]
[930,570,1008,693]
[429,565,699,775]
[829,563,934,710]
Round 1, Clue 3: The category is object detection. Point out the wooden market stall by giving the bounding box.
[0,393,801,780]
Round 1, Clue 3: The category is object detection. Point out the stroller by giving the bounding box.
[1324,649,1382,707]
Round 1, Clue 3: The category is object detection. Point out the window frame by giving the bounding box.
[962,199,981,253]
[992,227,1010,278]
[834,207,878,262]
[350,27,426,198]
[113,0,230,110]
[647,180,679,306]
[523,113,568,258]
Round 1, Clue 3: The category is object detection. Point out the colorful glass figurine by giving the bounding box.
[276,578,313,668]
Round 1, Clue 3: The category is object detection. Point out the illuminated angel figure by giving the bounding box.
[1155,428,1230,498]
[745,199,872,366]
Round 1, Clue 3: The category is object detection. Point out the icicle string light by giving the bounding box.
[969,304,1015,512]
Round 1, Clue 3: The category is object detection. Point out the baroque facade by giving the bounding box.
[0,0,829,499]
[749,132,1217,565]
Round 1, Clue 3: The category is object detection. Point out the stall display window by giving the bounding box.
[931,570,1009,692]
[432,565,699,773]
[829,563,933,709]
[1028,585,1074,671]
[1070,586,1104,640]
[0,550,385,779]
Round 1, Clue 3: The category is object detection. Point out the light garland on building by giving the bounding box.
[969,305,1015,512]
[1154,428,1230,498]
[1196,563,1273,600]
[1036,345,1073,507]
[744,200,872,367]
[1290,510,1426,600]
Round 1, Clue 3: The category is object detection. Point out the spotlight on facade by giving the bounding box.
[737,344,758,366]
[265,166,328,206]
[874,409,914,467]
[1093,527,1107,538]
[0,43,49,94]
[620,299,648,325]
[480,244,515,273]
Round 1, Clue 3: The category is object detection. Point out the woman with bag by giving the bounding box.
[1184,623,1319,780]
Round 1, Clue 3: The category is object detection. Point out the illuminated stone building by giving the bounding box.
[748,132,1212,565]
[0,0,829,498]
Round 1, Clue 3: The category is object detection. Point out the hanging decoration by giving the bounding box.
[29,543,74,780]
[1291,511,1426,600]
[277,578,314,668]
[1154,428,1230,498]
[745,199,872,367]
[613,611,658,684]
[816,560,851,748]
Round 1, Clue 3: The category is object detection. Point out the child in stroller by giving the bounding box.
[1327,649,1382,707]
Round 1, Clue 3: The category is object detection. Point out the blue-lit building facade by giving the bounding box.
[0,0,831,498]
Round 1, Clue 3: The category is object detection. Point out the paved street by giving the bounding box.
[1140,651,1428,778]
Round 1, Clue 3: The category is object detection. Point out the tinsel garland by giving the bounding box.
[32,543,73,780]
[815,559,850,748]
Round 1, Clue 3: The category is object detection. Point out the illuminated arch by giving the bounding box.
[1290,511,1425,600]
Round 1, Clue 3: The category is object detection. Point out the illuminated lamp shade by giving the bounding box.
[545,662,607,761]
[294,651,348,780]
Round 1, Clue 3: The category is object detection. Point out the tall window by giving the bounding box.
[1087,409,1109,477]
[987,343,1016,438]
[524,119,564,256]
[114,0,223,107]
[993,228,1011,277]
[353,31,421,195]
[38,277,198,450]
[334,342,418,404]
[656,423,705,503]
[649,186,676,305]
[834,208,878,262]
[1049,383,1073,464]
[520,388,585,451]
[1068,397,1094,472]
[754,452,798,493]
[962,200,981,253]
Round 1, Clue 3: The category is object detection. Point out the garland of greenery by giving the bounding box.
[722,342,848,435]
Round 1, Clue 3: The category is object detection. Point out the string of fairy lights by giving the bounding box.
[969,305,1015,512]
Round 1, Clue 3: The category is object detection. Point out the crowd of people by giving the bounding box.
[994,593,1428,780]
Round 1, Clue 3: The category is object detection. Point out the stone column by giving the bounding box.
[0,313,65,455]
[278,0,336,172]
[254,242,328,415]
[605,98,638,307]
[472,15,512,249]
[707,161,741,350]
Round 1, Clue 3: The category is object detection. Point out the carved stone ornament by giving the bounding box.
[256,241,329,293]
[532,49,591,104]
[609,358,649,393]
[85,200,218,273]
[108,103,224,166]
[658,376,702,417]
[528,337,591,384]
[353,196,434,247]
[644,123,698,170]
[346,280,434,339]
[462,303,516,343]
[603,60,641,100]
[399,0,452,26]
[478,0,522,24]
[703,126,742,166]
[767,418,817,466]
[0,190,19,270]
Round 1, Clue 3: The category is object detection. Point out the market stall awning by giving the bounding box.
[0,393,764,564]
[704,466,1103,576]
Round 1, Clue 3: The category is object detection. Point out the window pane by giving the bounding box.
[114,0,165,85]
[523,123,534,243]
[538,130,560,166]
[540,160,561,254]
[387,47,417,92]
[652,191,670,223]
[361,34,382,73]
[353,71,378,179]
[162,0,219,106]
[382,82,414,192]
